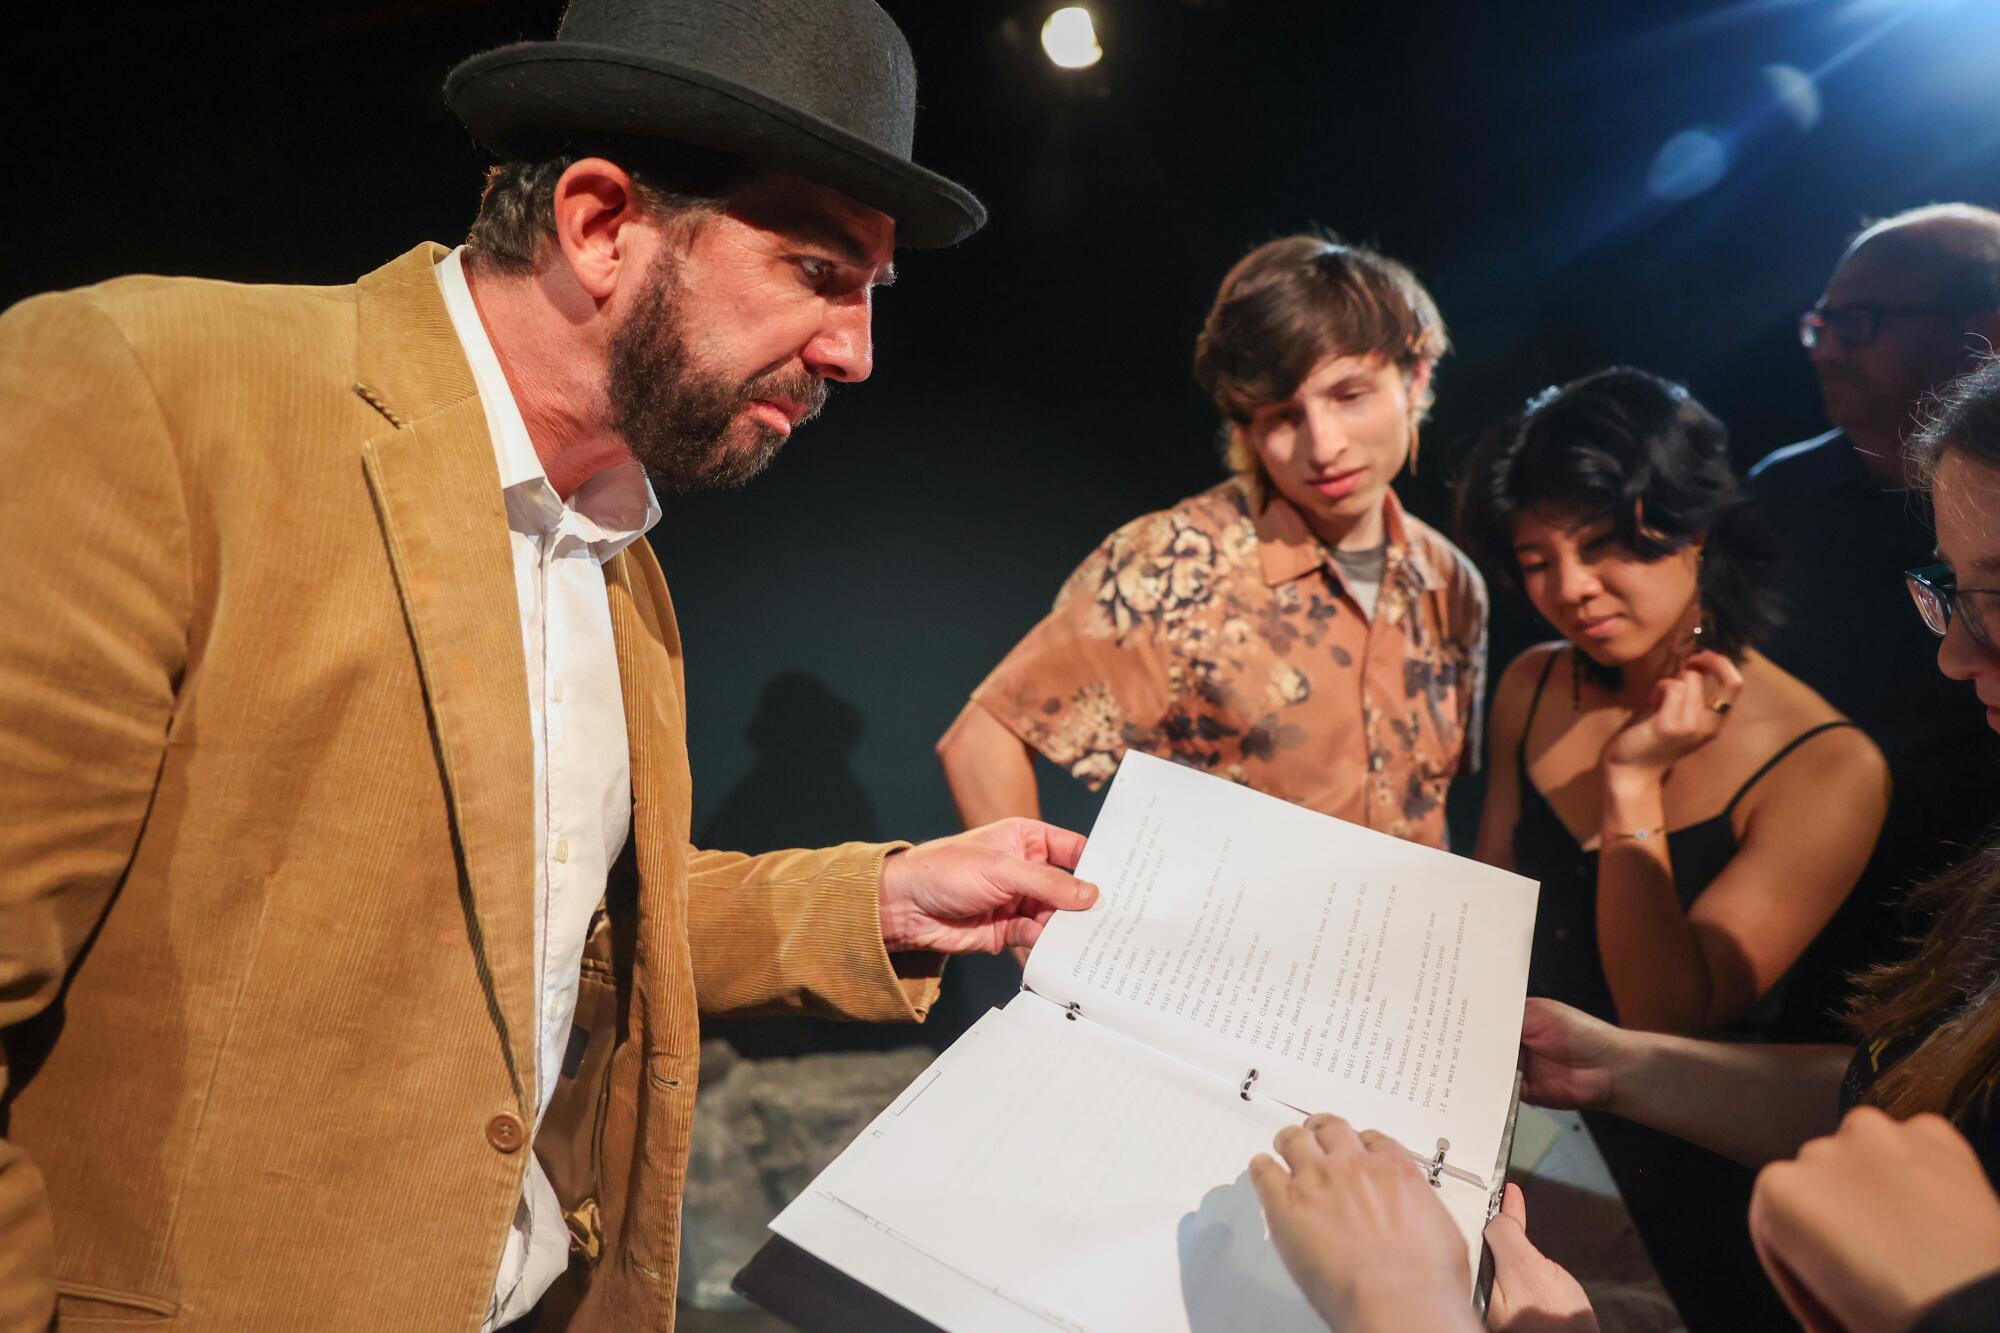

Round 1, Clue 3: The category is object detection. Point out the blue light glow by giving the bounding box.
[1648,128,1734,201]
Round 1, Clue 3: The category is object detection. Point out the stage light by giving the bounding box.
[1041,7,1103,70]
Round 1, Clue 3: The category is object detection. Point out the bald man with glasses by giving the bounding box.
[1748,203,2000,1039]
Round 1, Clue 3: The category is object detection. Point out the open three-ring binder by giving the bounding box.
[745,752,1539,1333]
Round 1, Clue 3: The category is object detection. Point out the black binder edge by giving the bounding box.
[1471,1070,1527,1320]
[734,1232,943,1333]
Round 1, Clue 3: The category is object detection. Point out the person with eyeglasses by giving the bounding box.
[1743,202,2000,1046]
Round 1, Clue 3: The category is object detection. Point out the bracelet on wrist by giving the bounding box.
[1604,824,1667,843]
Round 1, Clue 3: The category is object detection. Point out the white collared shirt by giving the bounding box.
[434,248,662,1330]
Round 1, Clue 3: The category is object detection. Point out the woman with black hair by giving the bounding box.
[1457,367,1889,1329]
[1458,367,1887,1039]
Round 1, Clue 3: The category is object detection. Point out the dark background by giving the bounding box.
[10,0,1999,1041]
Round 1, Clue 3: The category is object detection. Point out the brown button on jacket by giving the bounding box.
[0,244,938,1330]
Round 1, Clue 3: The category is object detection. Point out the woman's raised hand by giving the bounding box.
[1599,650,1745,778]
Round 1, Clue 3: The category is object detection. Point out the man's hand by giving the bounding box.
[1249,1114,1479,1332]
[878,818,1097,953]
[1484,1184,1598,1332]
[1749,1107,2000,1333]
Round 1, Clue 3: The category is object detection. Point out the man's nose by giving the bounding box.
[1808,332,1849,365]
[803,299,874,384]
[1302,402,1346,464]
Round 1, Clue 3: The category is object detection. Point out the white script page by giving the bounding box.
[1025,752,1539,1176]
[787,994,1331,1333]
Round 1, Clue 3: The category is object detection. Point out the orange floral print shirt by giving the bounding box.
[971,475,1488,848]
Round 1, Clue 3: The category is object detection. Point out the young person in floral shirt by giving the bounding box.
[938,234,1487,850]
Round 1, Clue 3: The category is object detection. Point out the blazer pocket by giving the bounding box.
[55,1282,178,1324]
[534,909,620,1265]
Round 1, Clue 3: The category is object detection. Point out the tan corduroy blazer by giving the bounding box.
[0,244,941,1331]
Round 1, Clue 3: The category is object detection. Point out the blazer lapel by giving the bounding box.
[355,245,539,1110]
[605,549,689,892]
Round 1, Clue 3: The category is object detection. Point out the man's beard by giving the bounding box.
[606,250,828,492]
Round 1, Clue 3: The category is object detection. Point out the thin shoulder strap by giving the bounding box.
[1723,720,1860,820]
[1517,649,1564,773]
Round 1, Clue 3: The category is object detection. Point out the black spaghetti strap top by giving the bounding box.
[1512,648,1856,1038]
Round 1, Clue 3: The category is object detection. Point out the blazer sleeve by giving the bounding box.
[683,842,944,1022]
[0,292,190,1329]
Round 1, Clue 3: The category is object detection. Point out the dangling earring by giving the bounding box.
[1678,599,1714,670]
[1406,419,1422,476]
[1686,549,1713,657]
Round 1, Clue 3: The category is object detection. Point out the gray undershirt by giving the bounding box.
[1330,542,1389,620]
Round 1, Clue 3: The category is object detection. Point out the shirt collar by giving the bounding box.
[1253,482,1439,591]
[433,247,661,555]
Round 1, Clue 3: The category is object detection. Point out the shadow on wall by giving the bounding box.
[699,671,1052,1056]
[700,672,936,1057]
[701,671,884,852]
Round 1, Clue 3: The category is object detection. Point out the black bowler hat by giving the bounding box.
[445,0,986,248]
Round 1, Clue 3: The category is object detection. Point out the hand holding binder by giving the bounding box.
[1516,998,1620,1112]
[1250,1114,1483,1333]
[1481,1184,1597,1333]
[878,817,1098,953]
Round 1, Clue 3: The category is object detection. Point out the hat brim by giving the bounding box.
[446,42,986,249]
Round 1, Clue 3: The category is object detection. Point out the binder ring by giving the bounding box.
[1425,1138,1449,1188]
[1064,1001,1082,1021]
[1239,1068,1259,1101]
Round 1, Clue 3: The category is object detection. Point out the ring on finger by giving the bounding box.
[1708,698,1733,715]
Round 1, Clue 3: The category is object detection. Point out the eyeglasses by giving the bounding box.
[1799,301,1982,350]
[1906,563,2000,651]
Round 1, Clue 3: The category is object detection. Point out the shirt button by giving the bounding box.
[486,1111,526,1154]
[554,837,570,864]
[1368,753,1385,772]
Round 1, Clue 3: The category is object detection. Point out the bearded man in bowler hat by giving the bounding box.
[0,2,1100,1328]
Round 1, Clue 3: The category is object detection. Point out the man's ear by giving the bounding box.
[550,158,645,303]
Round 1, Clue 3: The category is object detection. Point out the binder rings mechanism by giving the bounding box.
[1017,983,1083,1022]
[1038,1006,1482,1195]
[1236,1064,1473,1193]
